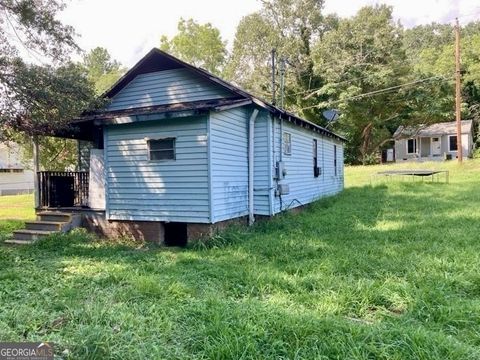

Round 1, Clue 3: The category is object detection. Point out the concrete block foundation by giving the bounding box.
[81,211,248,246]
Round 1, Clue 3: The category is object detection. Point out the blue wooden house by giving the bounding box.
[13,49,345,245]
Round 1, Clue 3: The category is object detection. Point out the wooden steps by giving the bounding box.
[4,211,80,245]
[25,221,63,232]
[9,229,55,243]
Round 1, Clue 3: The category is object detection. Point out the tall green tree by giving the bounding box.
[418,34,480,122]
[0,1,102,170]
[312,5,411,164]
[0,0,77,61]
[225,0,337,119]
[3,61,101,169]
[403,23,454,62]
[0,0,79,139]
[82,47,125,94]
[160,18,226,75]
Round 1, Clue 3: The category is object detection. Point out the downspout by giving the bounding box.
[279,115,284,211]
[279,116,284,162]
[270,113,276,216]
[248,109,259,226]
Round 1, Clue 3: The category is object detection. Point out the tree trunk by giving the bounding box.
[360,122,373,165]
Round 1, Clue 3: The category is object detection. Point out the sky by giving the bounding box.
[59,0,480,67]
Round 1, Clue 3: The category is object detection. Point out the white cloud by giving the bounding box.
[59,0,260,66]
[324,0,480,28]
[57,0,480,67]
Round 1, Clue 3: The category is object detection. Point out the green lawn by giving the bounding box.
[1,161,480,359]
[0,194,35,241]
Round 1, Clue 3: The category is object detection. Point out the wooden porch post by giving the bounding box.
[32,135,40,209]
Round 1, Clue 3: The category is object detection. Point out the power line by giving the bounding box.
[269,12,479,107]
[277,10,480,90]
[301,75,452,110]
[297,73,385,98]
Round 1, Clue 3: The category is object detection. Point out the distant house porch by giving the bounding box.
[398,135,453,162]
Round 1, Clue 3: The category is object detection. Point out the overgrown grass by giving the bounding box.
[0,161,479,359]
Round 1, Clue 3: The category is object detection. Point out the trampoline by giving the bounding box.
[371,169,449,184]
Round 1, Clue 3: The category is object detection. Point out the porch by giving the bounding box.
[407,136,443,160]
[37,171,89,209]
[5,171,105,244]
[396,135,447,162]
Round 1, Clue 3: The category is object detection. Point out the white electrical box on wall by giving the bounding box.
[276,183,290,196]
[275,161,287,179]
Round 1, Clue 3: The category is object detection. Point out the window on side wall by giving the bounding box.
[406,138,417,154]
[147,138,175,161]
[334,144,337,176]
[313,139,320,177]
[448,135,458,151]
[283,132,291,155]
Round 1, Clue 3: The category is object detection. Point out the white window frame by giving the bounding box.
[283,132,292,155]
[406,138,417,155]
[146,137,176,161]
[448,135,458,152]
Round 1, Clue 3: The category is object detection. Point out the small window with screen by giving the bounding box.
[334,144,337,176]
[283,132,291,155]
[148,138,175,161]
[313,139,319,177]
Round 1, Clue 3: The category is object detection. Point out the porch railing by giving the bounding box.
[38,171,89,208]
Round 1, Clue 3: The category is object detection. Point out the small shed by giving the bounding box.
[33,49,346,244]
[393,120,475,162]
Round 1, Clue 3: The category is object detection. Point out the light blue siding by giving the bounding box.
[272,118,344,214]
[209,107,249,222]
[105,116,210,223]
[107,68,234,111]
[102,66,344,225]
[104,111,344,223]
[209,107,273,222]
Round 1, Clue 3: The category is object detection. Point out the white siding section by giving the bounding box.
[107,68,234,111]
[105,116,210,223]
[0,142,34,196]
[272,119,344,213]
[209,108,249,222]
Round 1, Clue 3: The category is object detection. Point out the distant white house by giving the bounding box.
[393,120,475,162]
[0,141,34,195]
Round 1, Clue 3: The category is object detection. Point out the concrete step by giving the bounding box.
[37,212,72,223]
[25,221,64,232]
[12,229,55,241]
[4,239,36,245]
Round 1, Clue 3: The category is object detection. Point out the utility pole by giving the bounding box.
[271,48,276,105]
[279,57,286,109]
[455,17,463,163]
